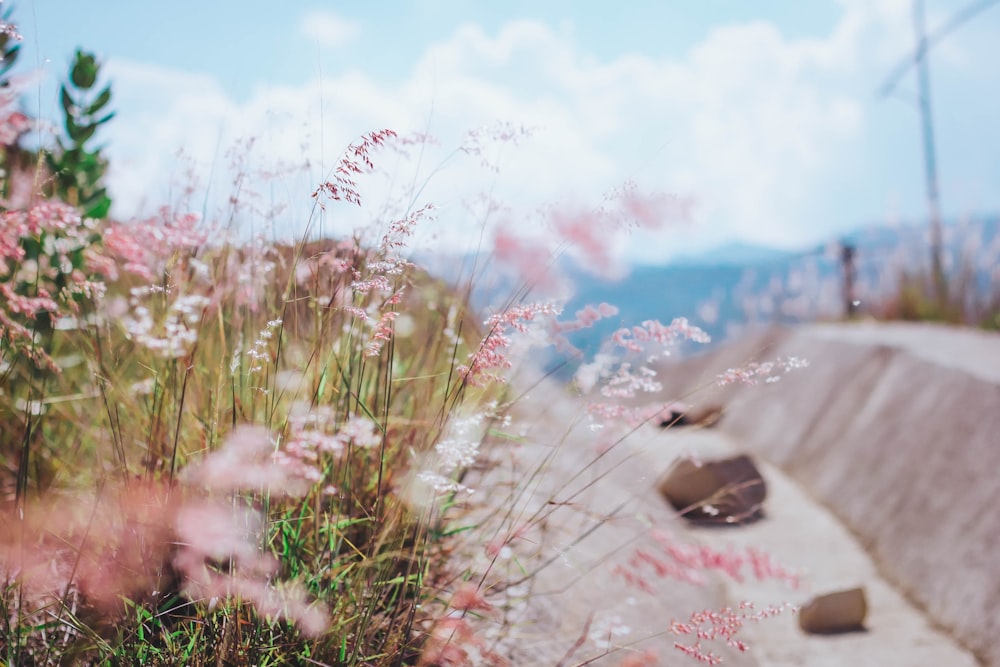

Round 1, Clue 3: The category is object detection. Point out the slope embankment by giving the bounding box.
[656,321,1000,666]
[448,319,983,666]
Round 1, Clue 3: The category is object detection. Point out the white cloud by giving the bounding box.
[100,2,958,262]
[298,10,360,49]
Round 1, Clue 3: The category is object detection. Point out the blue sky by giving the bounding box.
[11,0,1000,263]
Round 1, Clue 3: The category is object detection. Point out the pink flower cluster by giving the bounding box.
[312,129,397,207]
[172,500,330,637]
[600,363,662,399]
[610,317,710,353]
[0,78,29,150]
[716,356,810,386]
[101,208,207,281]
[553,302,620,333]
[294,240,355,288]
[448,582,493,613]
[0,475,330,638]
[491,179,693,280]
[274,410,381,490]
[460,120,534,172]
[0,109,30,146]
[459,302,561,386]
[380,203,434,253]
[670,601,793,664]
[604,179,696,232]
[184,424,309,496]
[0,283,58,317]
[0,202,114,368]
[0,16,21,41]
[576,317,711,428]
[613,649,659,667]
[585,401,675,429]
[364,310,398,357]
[611,529,800,593]
[1,202,92,266]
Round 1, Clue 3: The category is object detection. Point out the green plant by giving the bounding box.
[46,49,114,219]
[0,4,21,86]
[0,72,808,666]
[0,126,511,665]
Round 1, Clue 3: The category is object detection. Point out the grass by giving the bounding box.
[4,106,991,665]
[0,118,812,665]
[871,261,1000,330]
[3,46,943,663]
[0,143,513,664]
[840,223,1000,331]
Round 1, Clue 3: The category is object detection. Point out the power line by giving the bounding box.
[879,0,1000,97]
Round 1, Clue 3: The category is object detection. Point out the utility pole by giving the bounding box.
[881,0,1000,302]
[912,0,947,301]
[841,241,858,318]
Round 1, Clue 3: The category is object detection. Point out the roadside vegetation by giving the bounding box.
[4,7,987,666]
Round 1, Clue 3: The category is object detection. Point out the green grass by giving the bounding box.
[0,204,504,665]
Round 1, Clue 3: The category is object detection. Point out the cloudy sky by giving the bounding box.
[12,0,1000,263]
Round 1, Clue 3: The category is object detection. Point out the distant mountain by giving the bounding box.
[420,215,1000,379]
[667,241,796,266]
[556,215,1000,361]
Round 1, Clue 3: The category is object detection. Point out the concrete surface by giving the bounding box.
[446,320,986,666]
[652,321,1000,666]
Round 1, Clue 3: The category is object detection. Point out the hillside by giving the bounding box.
[553,214,1000,361]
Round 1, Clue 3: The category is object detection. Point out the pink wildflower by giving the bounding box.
[419,616,509,667]
[173,499,330,637]
[490,224,566,295]
[449,583,493,613]
[351,273,392,295]
[716,356,809,386]
[381,203,434,252]
[182,424,312,497]
[101,209,207,281]
[611,317,710,354]
[669,601,793,664]
[553,302,619,333]
[613,529,800,591]
[364,310,397,357]
[0,110,30,146]
[549,206,615,276]
[312,129,397,207]
[0,19,21,42]
[600,363,662,399]
[607,179,696,231]
[460,120,534,171]
[339,414,382,448]
[276,412,381,486]
[0,283,59,317]
[459,302,561,386]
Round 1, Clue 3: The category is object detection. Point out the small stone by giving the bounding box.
[658,403,724,429]
[798,587,868,634]
[657,454,766,524]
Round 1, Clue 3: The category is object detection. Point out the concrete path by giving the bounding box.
[644,427,977,667]
[652,321,1000,665]
[446,322,981,667]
